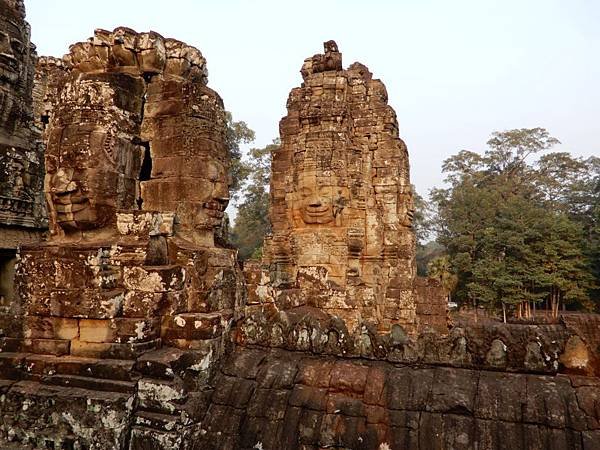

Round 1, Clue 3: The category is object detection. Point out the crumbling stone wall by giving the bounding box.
[414,277,447,333]
[8,27,243,352]
[0,7,598,447]
[1,317,599,449]
[259,41,419,335]
[0,0,45,310]
[32,56,68,139]
[0,26,245,448]
[242,42,448,339]
[0,0,45,228]
[191,347,600,450]
[235,310,600,377]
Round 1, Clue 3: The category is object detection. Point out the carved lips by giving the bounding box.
[48,168,97,229]
[301,204,333,224]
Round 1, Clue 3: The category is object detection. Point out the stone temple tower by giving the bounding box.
[250,41,434,336]
[1,25,243,373]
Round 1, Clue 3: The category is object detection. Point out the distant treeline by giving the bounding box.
[227,122,599,320]
[419,128,599,320]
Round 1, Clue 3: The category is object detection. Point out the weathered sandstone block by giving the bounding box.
[8,27,244,364]
[0,0,46,314]
[249,41,446,337]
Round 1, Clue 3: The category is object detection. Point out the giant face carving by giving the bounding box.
[45,77,142,234]
[290,170,348,227]
[191,158,230,230]
[46,125,119,231]
[0,9,25,87]
[139,78,227,243]
[0,2,32,136]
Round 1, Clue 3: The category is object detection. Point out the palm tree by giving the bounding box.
[427,255,458,303]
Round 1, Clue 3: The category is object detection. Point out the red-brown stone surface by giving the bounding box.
[7,27,243,358]
[0,0,45,312]
[244,41,447,338]
[0,7,598,448]
[263,41,419,334]
[186,347,600,450]
[0,0,45,230]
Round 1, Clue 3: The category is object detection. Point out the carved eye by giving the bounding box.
[10,39,24,55]
[318,186,330,196]
[300,187,311,198]
[0,32,9,51]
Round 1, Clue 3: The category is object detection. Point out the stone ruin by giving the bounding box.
[0,19,244,448]
[0,0,45,312]
[260,40,419,333]
[245,40,447,339]
[11,25,243,359]
[0,2,599,449]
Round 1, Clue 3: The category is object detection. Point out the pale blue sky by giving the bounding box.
[26,0,600,202]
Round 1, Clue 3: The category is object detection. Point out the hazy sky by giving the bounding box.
[26,0,600,201]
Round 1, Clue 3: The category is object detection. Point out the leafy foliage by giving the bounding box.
[431,128,598,317]
[413,187,434,246]
[231,140,280,261]
[427,255,458,301]
[225,111,256,201]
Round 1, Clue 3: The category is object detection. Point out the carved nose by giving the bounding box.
[215,196,230,207]
[0,35,15,59]
[51,170,77,195]
[308,198,322,207]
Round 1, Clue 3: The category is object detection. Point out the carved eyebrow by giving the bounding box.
[10,38,24,53]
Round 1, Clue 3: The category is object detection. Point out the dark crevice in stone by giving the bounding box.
[137,141,152,210]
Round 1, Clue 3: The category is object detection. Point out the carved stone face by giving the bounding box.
[194,159,229,229]
[300,186,334,224]
[45,124,121,231]
[44,73,144,235]
[0,14,25,86]
[0,5,30,135]
[291,172,348,226]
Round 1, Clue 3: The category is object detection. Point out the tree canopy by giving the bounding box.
[430,128,598,319]
[225,111,256,201]
[231,140,279,261]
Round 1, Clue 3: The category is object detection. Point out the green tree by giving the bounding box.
[588,197,600,309]
[225,111,255,201]
[416,241,445,277]
[412,188,433,246]
[231,140,279,260]
[485,127,560,173]
[535,152,593,215]
[432,128,595,318]
[532,211,595,317]
[413,187,444,276]
[427,255,458,303]
[534,153,600,310]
